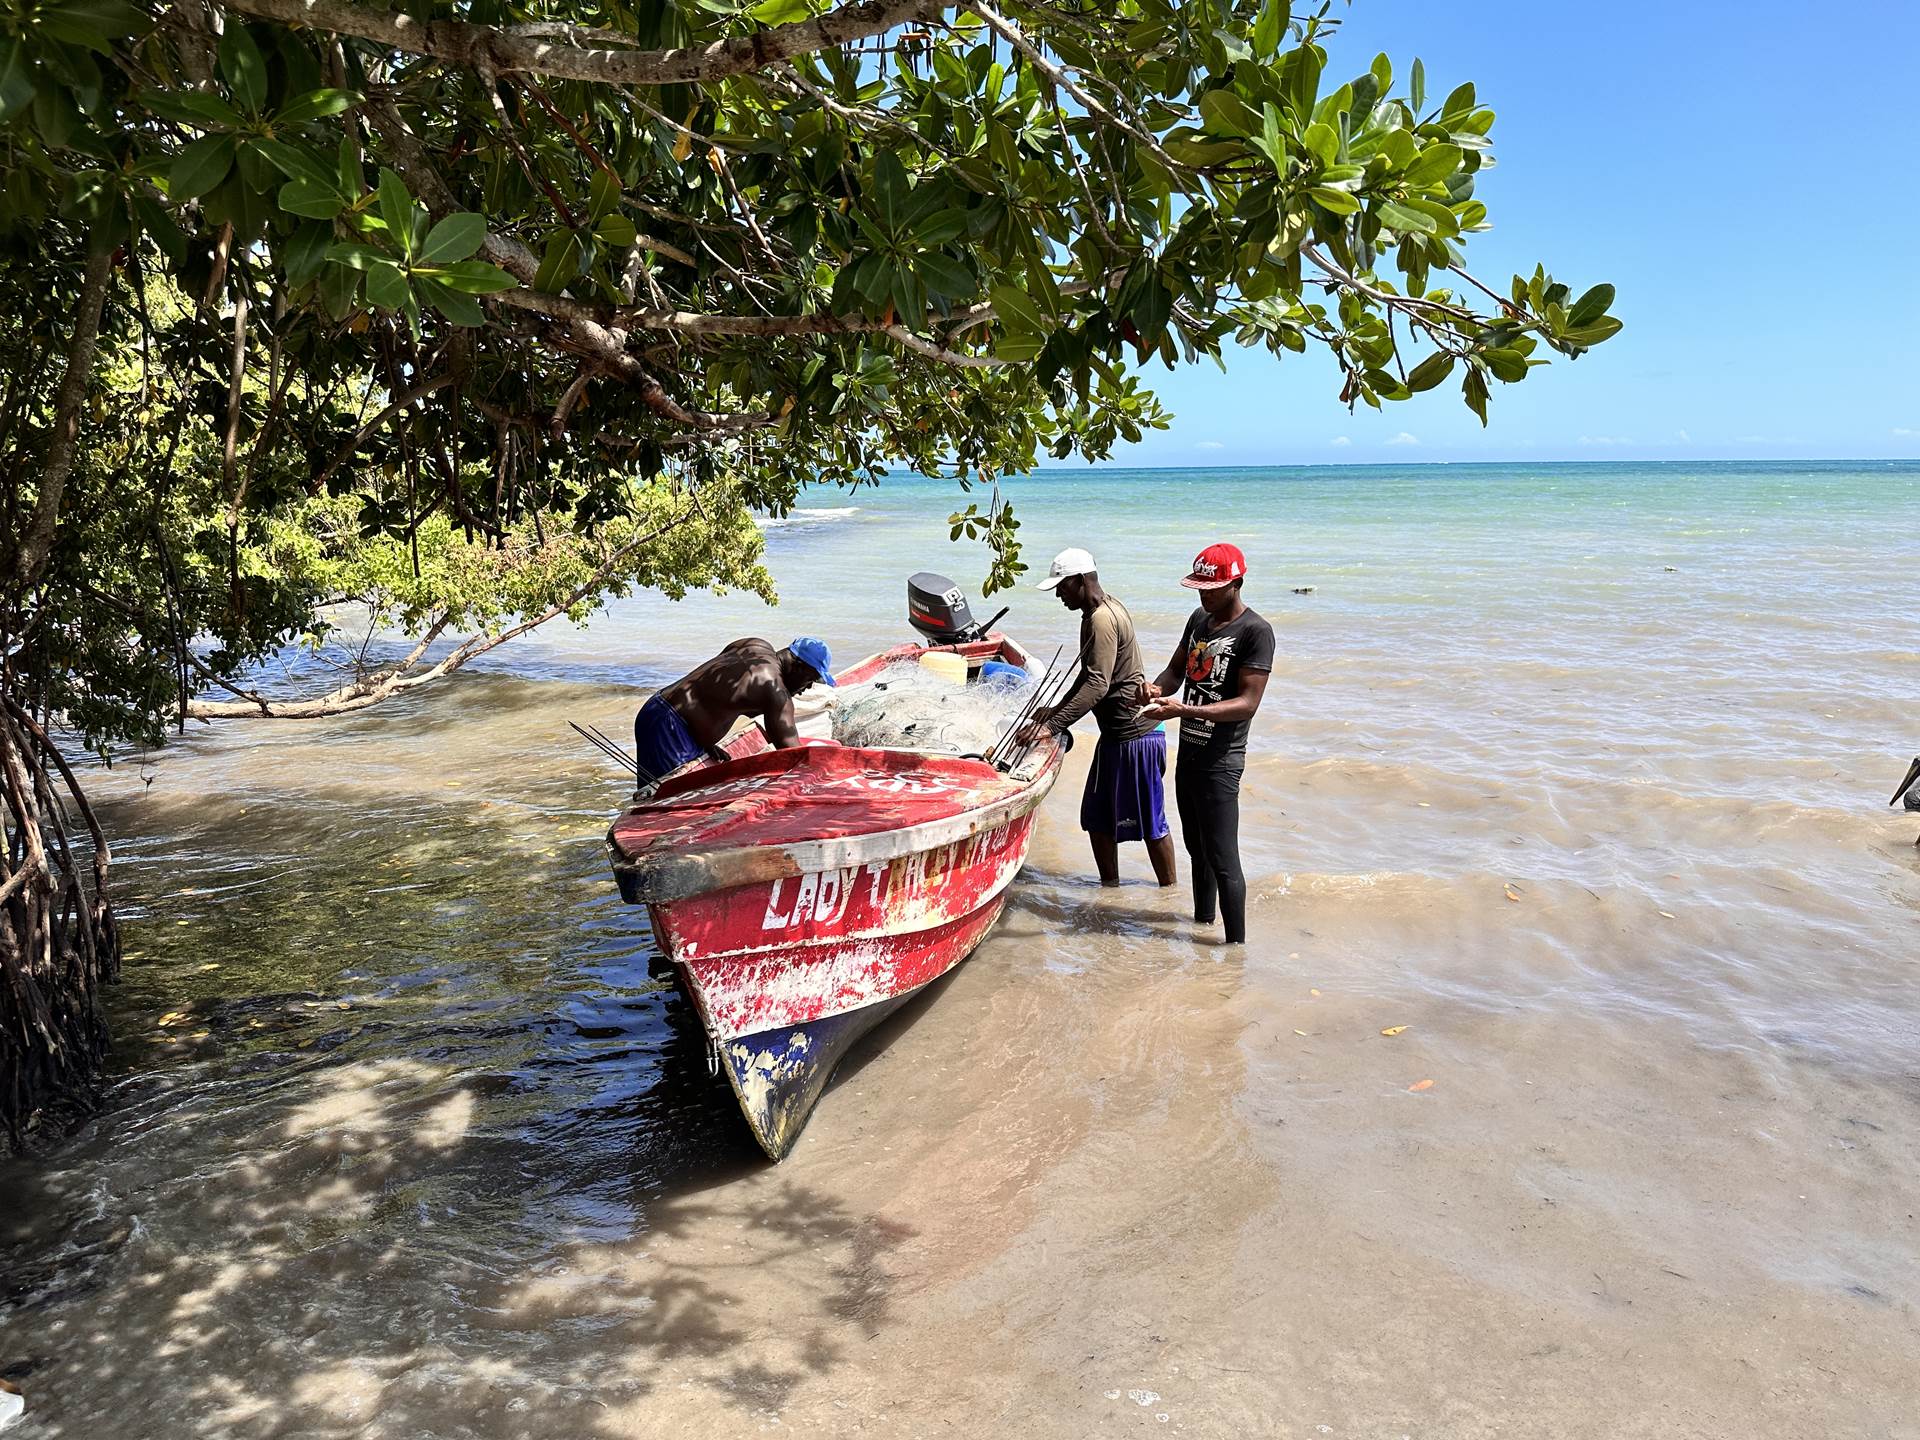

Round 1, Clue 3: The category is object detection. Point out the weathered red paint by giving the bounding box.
[612,746,1033,857]
[658,811,1036,1039]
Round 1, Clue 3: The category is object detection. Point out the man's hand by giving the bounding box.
[1140,697,1185,723]
[1136,679,1163,706]
[1011,705,1058,747]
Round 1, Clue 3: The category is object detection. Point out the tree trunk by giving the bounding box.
[7,238,114,599]
[184,515,677,720]
[0,700,120,1150]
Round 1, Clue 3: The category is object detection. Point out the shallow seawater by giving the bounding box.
[3,462,1918,1437]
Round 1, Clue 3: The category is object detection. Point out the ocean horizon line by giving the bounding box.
[820,456,1920,485]
[1025,455,1920,474]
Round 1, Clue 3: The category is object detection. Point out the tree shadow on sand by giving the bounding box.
[0,954,935,1437]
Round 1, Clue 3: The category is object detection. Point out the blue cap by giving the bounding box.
[789,636,836,685]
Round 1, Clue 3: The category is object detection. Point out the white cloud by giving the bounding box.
[1193,440,1224,451]
[1330,435,1352,447]
[1577,435,1633,446]
[1676,429,1691,443]
[1385,432,1419,446]
[1893,427,1919,438]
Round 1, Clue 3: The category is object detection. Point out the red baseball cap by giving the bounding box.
[1180,542,1247,589]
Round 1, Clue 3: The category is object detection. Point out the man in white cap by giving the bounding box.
[1017,548,1177,888]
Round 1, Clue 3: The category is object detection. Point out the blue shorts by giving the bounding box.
[635,693,705,785]
[1080,730,1169,842]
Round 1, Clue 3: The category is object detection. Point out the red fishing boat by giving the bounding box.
[606,577,1064,1160]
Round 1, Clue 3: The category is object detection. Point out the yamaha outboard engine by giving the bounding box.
[907,572,980,644]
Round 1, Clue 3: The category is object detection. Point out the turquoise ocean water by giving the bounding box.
[502,459,1920,1061]
[528,459,1920,809]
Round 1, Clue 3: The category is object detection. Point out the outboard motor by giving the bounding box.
[908,572,983,644]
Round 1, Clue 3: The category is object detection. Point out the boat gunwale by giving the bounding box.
[607,631,1059,904]
[609,744,1061,904]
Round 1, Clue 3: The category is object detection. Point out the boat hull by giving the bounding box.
[649,812,1036,1159]
[606,633,1061,1159]
[706,894,1010,1160]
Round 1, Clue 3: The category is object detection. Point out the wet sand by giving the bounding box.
[5,463,1920,1435]
[3,717,1916,1439]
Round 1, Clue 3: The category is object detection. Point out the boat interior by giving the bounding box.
[609,634,1060,876]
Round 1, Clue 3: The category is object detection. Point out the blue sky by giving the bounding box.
[1100,0,1920,467]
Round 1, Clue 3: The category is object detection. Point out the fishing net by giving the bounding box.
[828,660,1036,756]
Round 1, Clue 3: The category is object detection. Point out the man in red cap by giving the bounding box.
[1140,543,1274,944]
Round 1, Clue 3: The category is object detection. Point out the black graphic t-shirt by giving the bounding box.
[1173,605,1275,761]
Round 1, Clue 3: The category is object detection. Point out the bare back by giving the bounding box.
[659,638,801,749]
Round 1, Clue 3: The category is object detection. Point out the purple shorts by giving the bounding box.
[1080,729,1169,842]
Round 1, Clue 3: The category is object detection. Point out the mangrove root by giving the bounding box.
[0,697,119,1150]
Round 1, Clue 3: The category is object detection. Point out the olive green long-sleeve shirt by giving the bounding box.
[1046,596,1157,742]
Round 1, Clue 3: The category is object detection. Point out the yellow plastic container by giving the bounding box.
[917,650,968,685]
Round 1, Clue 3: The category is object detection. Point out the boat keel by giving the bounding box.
[719,991,918,1161]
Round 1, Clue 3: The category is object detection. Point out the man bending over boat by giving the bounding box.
[1017,548,1177,889]
[634,637,836,788]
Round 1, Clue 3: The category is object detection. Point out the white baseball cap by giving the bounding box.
[1036,546,1097,590]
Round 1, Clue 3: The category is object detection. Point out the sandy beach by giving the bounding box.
[3,464,1917,1437]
